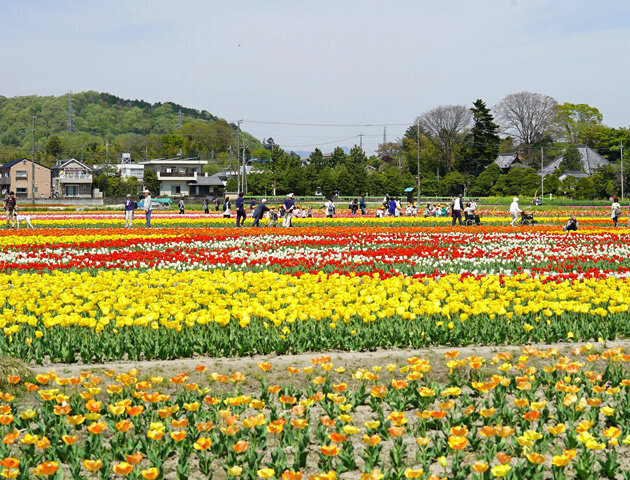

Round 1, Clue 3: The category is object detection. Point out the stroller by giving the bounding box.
[519,211,538,226]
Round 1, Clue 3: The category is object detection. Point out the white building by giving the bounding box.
[139,157,208,196]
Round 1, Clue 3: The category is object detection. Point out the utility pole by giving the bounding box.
[359,132,364,149]
[619,142,623,200]
[416,120,421,205]
[31,116,36,202]
[242,149,247,194]
[236,120,243,193]
[541,146,544,199]
[383,126,387,145]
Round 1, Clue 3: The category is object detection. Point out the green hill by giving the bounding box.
[0,91,261,164]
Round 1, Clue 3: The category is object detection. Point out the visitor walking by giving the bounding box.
[143,190,152,227]
[236,192,246,227]
[283,193,295,227]
[213,196,219,211]
[509,197,521,227]
[251,199,269,227]
[326,199,335,218]
[611,196,621,227]
[202,198,209,214]
[223,196,231,218]
[451,194,463,226]
[388,198,396,216]
[360,196,366,215]
[178,197,185,215]
[124,194,134,228]
[4,191,16,228]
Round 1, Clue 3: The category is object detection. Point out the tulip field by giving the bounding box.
[2,207,630,479]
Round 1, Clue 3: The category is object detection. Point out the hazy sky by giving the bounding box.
[1,0,629,154]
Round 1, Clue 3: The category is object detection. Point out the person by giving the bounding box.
[423,203,432,217]
[405,203,413,216]
[326,199,335,218]
[267,207,278,227]
[250,198,257,218]
[124,194,134,228]
[213,196,219,211]
[611,196,621,227]
[376,206,384,218]
[202,198,209,215]
[251,199,269,227]
[143,190,152,227]
[178,197,185,215]
[294,205,302,218]
[388,197,396,216]
[395,198,402,217]
[223,196,231,218]
[563,216,578,231]
[283,193,295,227]
[235,192,246,227]
[351,198,358,215]
[307,206,312,218]
[464,202,481,225]
[470,199,478,212]
[382,195,390,209]
[5,191,16,228]
[359,196,366,215]
[278,205,286,219]
[412,203,418,216]
[509,197,521,227]
[451,194,463,226]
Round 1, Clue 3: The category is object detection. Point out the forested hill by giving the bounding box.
[0,91,260,163]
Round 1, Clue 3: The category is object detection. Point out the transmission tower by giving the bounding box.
[67,91,74,132]
[177,109,183,129]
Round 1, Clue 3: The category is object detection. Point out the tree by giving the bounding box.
[375,142,401,163]
[543,174,561,195]
[469,163,502,197]
[329,147,346,168]
[440,171,465,195]
[143,168,159,195]
[549,103,603,144]
[559,144,583,173]
[495,92,557,146]
[461,99,501,175]
[417,105,471,172]
[45,135,63,158]
[575,177,595,199]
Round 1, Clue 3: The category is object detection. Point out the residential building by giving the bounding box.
[540,145,611,180]
[51,159,93,198]
[189,172,226,197]
[139,158,208,196]
[0,158,52,198]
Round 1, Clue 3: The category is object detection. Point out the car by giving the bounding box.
[136,198,173,210]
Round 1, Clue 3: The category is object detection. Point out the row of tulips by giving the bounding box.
[2,346,630,479]
[1,268,630,362]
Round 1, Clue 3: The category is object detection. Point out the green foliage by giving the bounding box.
[550,103,603,144]
[469,163,501,197]
[440,171,465,195]
[93,173,139,197]
[559,144,583,173]
[0,91,261,164]
[543,174,561,194]
[575,177,596,199]
[143,168,159,195]
[459,99,501,175]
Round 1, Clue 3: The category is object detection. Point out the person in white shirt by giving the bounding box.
[611,196,621,227]
[451,194,464,226]
[325,199,335,218]
[143,190,152,227]
[509,197,521,227]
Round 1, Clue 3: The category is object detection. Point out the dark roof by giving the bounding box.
[540,146,611,176]
[189,174,225,187]
[0,158,51,170]
[494,153,521,169]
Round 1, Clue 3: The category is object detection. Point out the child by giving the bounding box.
[307,206,312,218]
[267,207,278,227]
[376,206,384,218]
[405,203,413,216]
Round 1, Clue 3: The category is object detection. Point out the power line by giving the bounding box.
[243,120,410,127]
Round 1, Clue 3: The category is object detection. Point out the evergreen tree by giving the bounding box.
[328,147,346,168]
[559,144,583,173]
[464,99,501,175]
[143,168,160,195]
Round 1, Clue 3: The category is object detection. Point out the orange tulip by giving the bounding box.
[448,435,468,450]
[0,458,19,469]
[87,421,107,434]
[363,434,382,446]
[388,427,405,438]
[33,461,59,476]
[194,437,212,450]
[141,468,160,480]
[320,445,340,456]
[281,471,302,480]
[170,431,187,442]
[113,462,133,476]
[62,435,78,445]
[116,419,133,432]
[232,440,250,453]
[126,453,144,465]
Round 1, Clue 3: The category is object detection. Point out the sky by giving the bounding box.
[1,0,629,155]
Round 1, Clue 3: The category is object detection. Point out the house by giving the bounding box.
[539,146,611,180]
[51,159,93,198]
[0,158,52,198]
[188,172,226,197]
[139,158,208,197]
[492,153,526,174]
